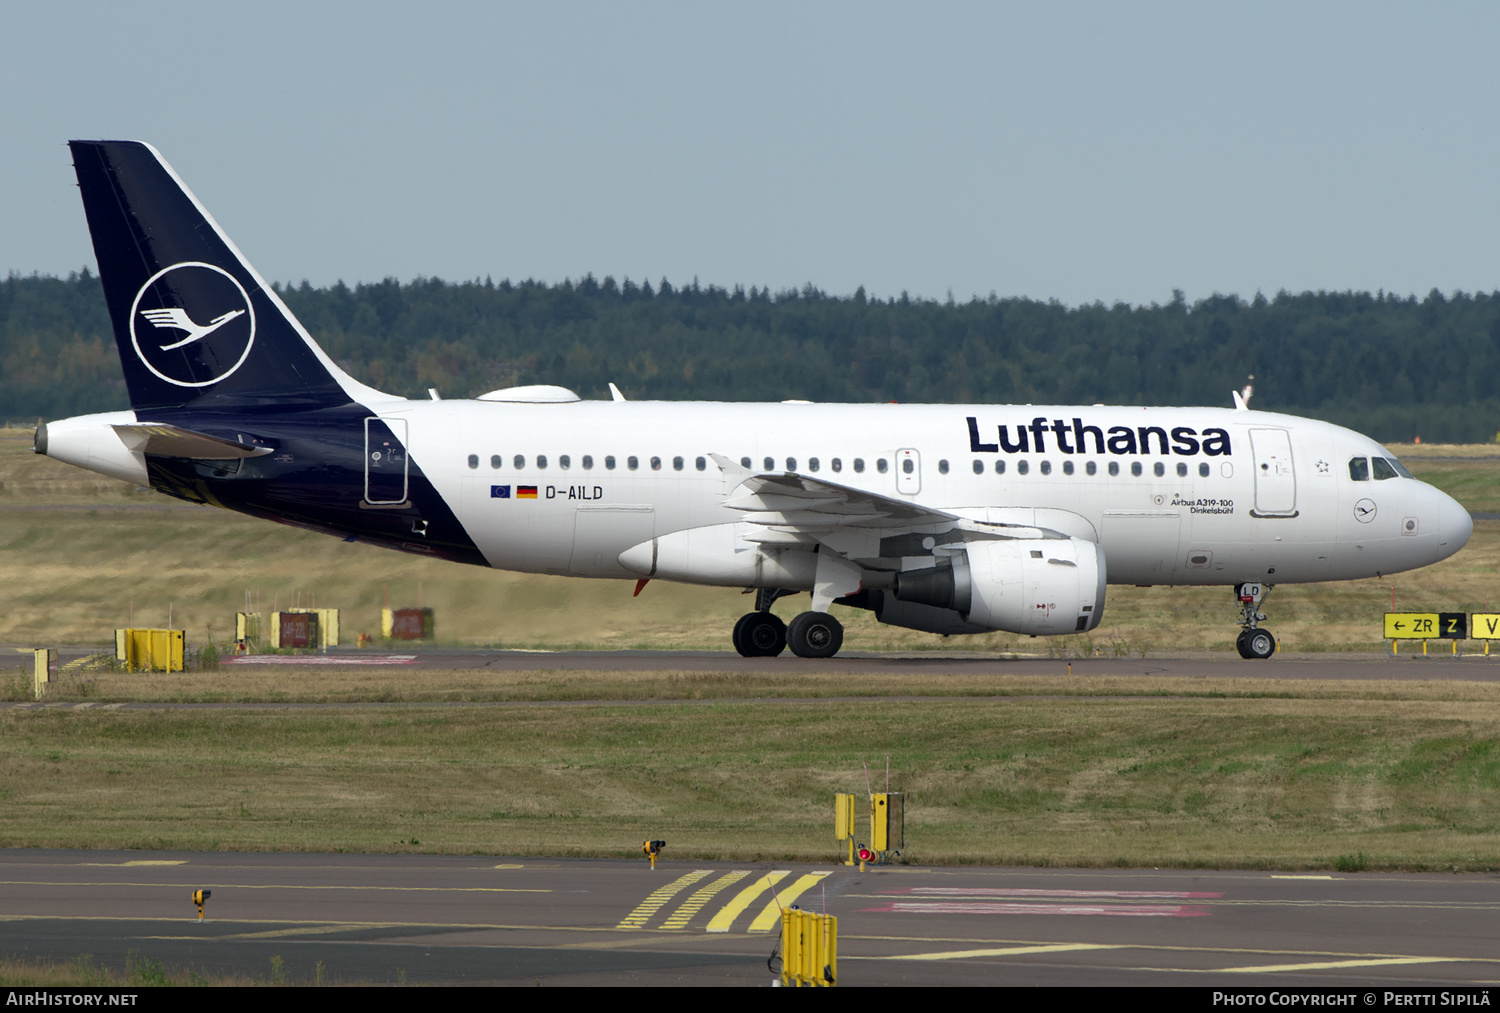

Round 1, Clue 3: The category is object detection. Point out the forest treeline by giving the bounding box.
[3,270,1498,443]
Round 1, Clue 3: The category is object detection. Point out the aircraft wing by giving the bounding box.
[710,453,964,556]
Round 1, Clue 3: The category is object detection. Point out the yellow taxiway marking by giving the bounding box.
[1271,875,1336,880]
[0,880,547,893]
[706,872,789,933]
[153,925,354,941]
[661,871,751,930]
[615,869,714,930]
[747,872,831,933]
[887,943,1122,962]
[1218,957,1461,974]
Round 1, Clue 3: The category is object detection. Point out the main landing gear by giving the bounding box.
[1233,582,1276,659]
[732,589,845,659]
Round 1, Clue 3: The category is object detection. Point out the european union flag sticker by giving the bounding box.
[491,485,511,499]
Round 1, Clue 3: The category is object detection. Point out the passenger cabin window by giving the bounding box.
[1063,460,1074,475]
[972,460,984,475]
[467,454,479,469]
[1176,462,1187,477]
[764,457,775,470]
[1039,460,1051,475]
[559,455,571,470]
[741,457,751,468]
[606,455,617,470]
[1130,462,1142,477]
[1108,461,1119,476]
[1372,457,1399,480]
[1153,462,1165,477]
[582,455,593,469]
[902,458,914,474]
[937,459,949,474]
[536,455,548,469]
[627,456,639,471]
[1085,461,1096,476]
[853,458,865,473]
[994,460,1005,474]
[513,455,525,469]
[831,458,842,472]
[786,457,797,471]
[490,455,502,469]
[877,459,889,474]
[1349,457,1370,481]
[808,457,820,472]
[1198,462,1209,477]
[651,456,662,471]
[695,456,706,471]
[672,456,684,471]
[1017,460,1029,475]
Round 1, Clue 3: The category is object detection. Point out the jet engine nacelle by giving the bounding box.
[889,537,1106,636]
[963,537,1106,635]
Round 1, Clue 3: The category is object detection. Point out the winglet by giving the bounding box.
[609,382,628,402]
[1233,375,1254,411]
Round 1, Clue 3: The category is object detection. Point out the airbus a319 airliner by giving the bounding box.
[36,141,1473,659]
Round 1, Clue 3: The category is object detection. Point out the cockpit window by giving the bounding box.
[1348,457,1369,481]
[1388,457,1414,479]
[1372,457,1399,480]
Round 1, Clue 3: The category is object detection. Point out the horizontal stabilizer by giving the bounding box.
[112,423,273,460]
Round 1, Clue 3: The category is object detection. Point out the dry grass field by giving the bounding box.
[0,430,1496,653]
[3,673,1500,870]
[5,429,1500,870]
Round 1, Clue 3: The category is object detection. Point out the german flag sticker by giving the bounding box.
[517,486,538,499]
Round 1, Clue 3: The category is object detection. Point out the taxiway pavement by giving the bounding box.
[1,850,1498,987]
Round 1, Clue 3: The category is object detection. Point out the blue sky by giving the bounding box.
[5,1,1498,306]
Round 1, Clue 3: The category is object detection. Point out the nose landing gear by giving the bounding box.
[1234,582,1276,659]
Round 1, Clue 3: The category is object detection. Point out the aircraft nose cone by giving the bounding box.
[1437,489,1473,560]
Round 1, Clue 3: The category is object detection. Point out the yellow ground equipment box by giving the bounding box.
[235,611,262,645]
[382,607,434,641]
[115,628,184,672]
[834,793,857,865]
[271,608,339,649]
[19,648,56,699]
[870,792,904,856]
[780,908,837,987]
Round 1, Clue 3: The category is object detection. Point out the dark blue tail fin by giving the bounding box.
[70,140,379,412]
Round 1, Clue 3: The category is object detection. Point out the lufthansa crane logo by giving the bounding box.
[129,262,256,387]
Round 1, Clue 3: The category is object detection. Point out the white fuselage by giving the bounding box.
[363,399,1470,588]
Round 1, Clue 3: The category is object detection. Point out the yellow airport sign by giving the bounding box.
[1384,612,1467,639]
[1470,614,1500,640]
[1384,613,1437,638]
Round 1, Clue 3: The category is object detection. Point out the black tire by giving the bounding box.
[787,611,843,659]
[1235,630,1252,659]
[1245,629,1276,659]
[738,612,787,658]
[732,613,753,656]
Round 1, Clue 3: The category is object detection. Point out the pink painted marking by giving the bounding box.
[885,887,1223,900]
[863,902,1212,917]
[224,656,417,665]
